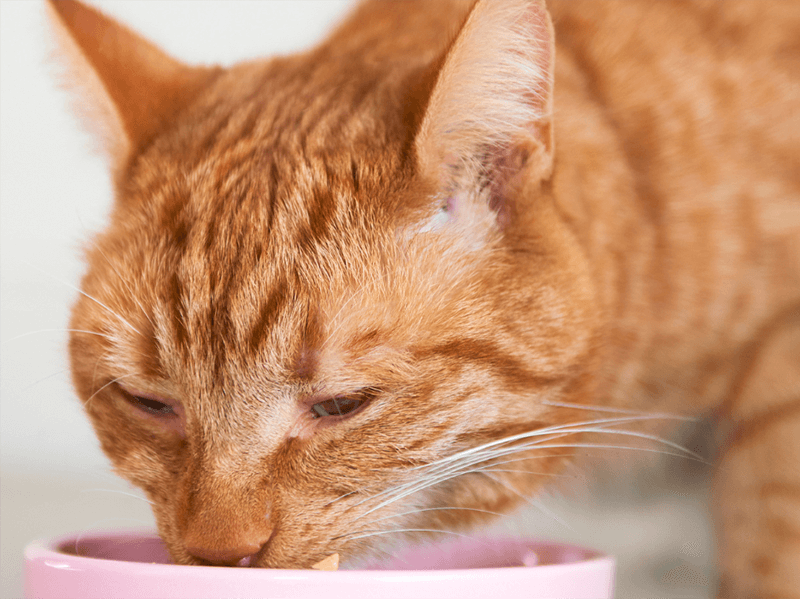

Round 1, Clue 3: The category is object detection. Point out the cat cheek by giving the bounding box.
[160,410,185,437]
[133,409,185,437]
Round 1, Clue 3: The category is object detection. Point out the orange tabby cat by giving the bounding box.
[48,0,799,596]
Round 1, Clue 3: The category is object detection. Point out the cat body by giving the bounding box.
[48,0,800,596]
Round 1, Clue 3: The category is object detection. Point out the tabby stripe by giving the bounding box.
[718,301,800,418]
[555,36,671,318]
[299,188,336,252]
[249,279,288,353]
[159,189,193,251]
[168,273,189,352]
[765,515,800,544]
[266,160,279,233]
[725,397,800,450]
[189,68,273,164]
[415,338,563,392]
[751,554,774,577]
[760,482,800,502]
[136,319,166,379]
[350,158,360,192]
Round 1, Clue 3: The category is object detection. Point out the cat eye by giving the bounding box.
[309,389,376,419]
[122,389,175,417]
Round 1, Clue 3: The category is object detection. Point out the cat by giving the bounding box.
[47,0,800,596]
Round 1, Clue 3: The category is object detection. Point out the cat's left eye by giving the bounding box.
[131,395,174,415]
[122,389,175,417]
[310,390,375,419]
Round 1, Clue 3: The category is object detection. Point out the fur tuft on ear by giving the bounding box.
[46,0,219,171]
[414,0,554,232]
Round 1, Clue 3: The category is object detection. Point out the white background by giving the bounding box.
[0,2,714,598]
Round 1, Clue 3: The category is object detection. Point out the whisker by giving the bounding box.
[91,348,115,390]
[90,345,152,390]
[22,260,143,338]
[481,471,574,531]
[345,412,706,528]
[347,421,616,513]
[91,242,155,329]
[471,467,576,477]
[530,426,708,462]
[332,527,473,543]
[373,416,699,506]
[542,400,698,420]
[80,488,155,505]
[352,437,704,523]
[362,506,508,526]
[505,441,706,461]
[323,489,361,508]
[83,373,139,409]
[1,328,113,346]
[354,467,573,531]
[410,414,693,474]
[22,368,68,392]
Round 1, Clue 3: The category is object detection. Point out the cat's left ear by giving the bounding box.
[46,0,218,172]
[414,0,554,232]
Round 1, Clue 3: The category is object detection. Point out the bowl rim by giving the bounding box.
[25,528,613,575]
[25,530,616,599]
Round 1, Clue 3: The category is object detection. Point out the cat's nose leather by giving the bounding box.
[186,541,267,567]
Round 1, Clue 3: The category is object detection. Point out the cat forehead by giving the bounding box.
[99,167,482,393]
[118,56,425,255]
[96,55,492,386]
[142,56,414,178]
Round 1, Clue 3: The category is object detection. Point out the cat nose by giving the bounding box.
[186,539,268,567]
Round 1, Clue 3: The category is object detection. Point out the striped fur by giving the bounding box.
[50,0,799,594]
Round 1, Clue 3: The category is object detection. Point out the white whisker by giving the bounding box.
[80,488,155,505]
[351,430,705,523]
[333,528,472,543]
[480,471,574,531]
[23,368,68,392]
[22,260,143,338]
[363,506,508,526]
[83,373,139,409]
[91,242,155,329]
[1,328,113,346]
[410,414,692,475]
[542,400,698,420]
[369,415,701,507]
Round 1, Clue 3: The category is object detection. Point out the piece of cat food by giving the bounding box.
[311,553,340,571]
[521,550,539,567]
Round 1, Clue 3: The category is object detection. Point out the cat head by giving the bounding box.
[50,0,598,567]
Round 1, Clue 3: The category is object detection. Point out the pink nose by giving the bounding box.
[186,541,266,567]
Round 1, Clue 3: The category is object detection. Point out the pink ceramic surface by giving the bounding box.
[25,530,615,599]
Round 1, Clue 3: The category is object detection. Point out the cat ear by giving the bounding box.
[46,0,217,170]
[414,0,554,232]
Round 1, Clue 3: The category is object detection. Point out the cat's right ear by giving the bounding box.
[46,0,218,171]
[413,0,554,235]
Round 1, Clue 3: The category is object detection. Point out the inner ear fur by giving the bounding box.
[46,0,220,171]
[414,0,555,210]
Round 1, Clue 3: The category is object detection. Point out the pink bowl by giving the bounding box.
[25,530,615,598]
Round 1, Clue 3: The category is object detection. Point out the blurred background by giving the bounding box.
[0,2,715,597]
